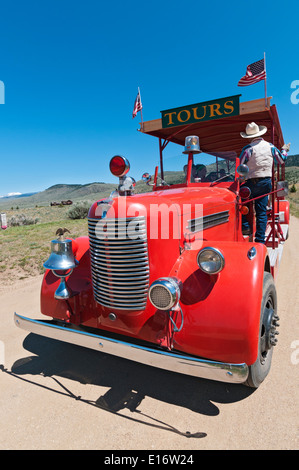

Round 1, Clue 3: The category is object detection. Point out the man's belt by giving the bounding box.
[249,177,269,185]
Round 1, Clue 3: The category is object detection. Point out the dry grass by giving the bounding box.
[0,205,88,285]
[288,183,299,218]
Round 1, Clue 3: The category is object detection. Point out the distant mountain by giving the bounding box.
[0,192,38,199]
[285,154,299,167]
[42,182,118,201]
[0,182,120,209]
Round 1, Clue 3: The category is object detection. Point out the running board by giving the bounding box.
[14,313,248,385]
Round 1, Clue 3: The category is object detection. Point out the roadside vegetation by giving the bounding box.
[285,165,299,218]
[287,182,299,218]
[0,205,88,285]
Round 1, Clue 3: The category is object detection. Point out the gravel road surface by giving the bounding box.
[1,217,298,450]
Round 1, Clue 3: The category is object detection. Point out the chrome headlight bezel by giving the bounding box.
[197,247,225,274]
[148,277,181,310]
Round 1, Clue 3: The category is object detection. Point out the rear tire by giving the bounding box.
[244,272,278,388]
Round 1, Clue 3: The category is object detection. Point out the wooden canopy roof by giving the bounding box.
[140,97,284,159]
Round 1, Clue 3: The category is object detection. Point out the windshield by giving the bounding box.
[160,143,237,185]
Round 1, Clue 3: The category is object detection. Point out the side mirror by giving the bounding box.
[276,181,289,197]
[237,164,249,178]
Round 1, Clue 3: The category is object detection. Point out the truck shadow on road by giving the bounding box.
[8,333,254,438]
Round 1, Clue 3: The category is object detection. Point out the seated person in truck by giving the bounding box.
[206,171,217,182]
[183,164,195,182]
[184,163,207,182]
[194,164,207,181]
[219,168,227,179]
[239,122,286,243]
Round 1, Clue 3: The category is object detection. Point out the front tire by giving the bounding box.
[245,272,278,388]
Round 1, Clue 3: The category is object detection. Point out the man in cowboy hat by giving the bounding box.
[239,122,287,244]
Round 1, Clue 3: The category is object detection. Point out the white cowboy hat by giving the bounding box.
[240,122,267,139]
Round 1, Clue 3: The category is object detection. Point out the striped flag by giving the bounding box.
[238,59,266,86]
[132,88,142,118]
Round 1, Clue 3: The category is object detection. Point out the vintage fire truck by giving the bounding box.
[15,95,290,388]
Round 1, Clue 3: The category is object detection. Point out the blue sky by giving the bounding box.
[0,0,298,196]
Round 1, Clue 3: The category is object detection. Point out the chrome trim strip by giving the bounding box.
[88,216,146,222]
[14,313,248,384]
[93,281,148,291]
[91,268,149,276]
[89,251,148,260]
[188,210,229,233]
[91,273,149,283]
[89,237,147,245]
[92,263,149,272]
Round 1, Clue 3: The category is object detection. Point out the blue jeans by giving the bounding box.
[242,177,272,244]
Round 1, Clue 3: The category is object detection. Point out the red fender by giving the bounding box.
[167,241,269,365]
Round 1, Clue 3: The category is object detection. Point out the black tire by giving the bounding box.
[244,272,278,388]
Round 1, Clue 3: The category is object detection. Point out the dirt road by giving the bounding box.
[1,217,298,450]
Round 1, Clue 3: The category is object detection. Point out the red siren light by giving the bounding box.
[109,155,130,177]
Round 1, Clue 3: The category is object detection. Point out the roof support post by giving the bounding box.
[159,138,164,180]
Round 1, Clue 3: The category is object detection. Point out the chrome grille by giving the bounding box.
[88,217,149,310]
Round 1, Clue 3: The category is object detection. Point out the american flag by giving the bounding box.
[132,88,142,118]
[238,59,266,86]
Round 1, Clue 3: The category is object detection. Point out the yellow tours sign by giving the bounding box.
[161,95,241,128]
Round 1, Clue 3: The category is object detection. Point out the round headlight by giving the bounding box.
[197,247,225,274]
[149,277,181,310]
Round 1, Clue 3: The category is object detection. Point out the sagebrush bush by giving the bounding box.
[8,215,39,226]
[67,201,91,219]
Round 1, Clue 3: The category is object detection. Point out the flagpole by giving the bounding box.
[264,52,268,108]
[139,87,144,130]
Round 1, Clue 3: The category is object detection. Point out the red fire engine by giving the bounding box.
[15,95,289,388]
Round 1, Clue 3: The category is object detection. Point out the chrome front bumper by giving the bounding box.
[14,313,248,384]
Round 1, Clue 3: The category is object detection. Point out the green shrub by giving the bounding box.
[67,201,91,220]
[290,184,297,193]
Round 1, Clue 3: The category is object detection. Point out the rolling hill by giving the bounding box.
[0,182,119,209]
